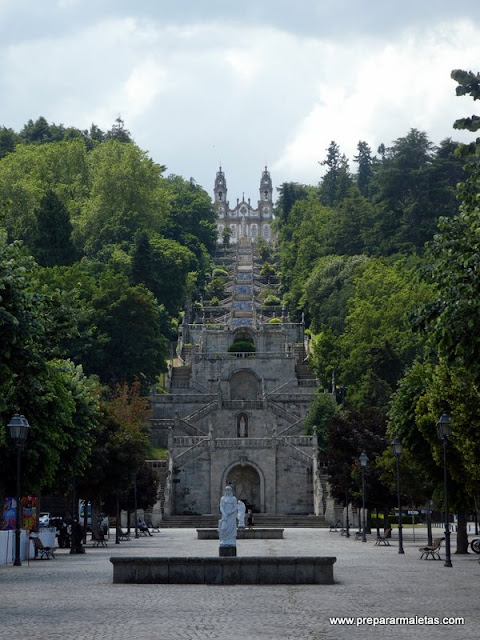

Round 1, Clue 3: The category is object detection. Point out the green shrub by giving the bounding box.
[228,340,256,353]
[263,294,281,306]
[212,267,229,278]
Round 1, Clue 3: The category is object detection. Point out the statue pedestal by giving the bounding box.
[219,546,237,557]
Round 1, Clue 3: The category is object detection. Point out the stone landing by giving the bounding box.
[197,528,284,539]
[110,556,336,584]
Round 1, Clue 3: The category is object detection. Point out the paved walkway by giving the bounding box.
[0,527,478,640]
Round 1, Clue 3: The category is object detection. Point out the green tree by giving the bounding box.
[0,127,18,159]
[305,254,368,334]
[76,140,168,256]
[85,274,168,388]
[319,141,352,206]
[27,189,76,266]
[353,140,374,197]
[337,257,433,410]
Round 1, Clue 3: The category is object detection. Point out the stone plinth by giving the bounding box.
[110,556,336,585]
[219,546,236,557]
[197,528,284,540]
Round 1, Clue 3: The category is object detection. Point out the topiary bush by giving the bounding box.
[228,340,256,353]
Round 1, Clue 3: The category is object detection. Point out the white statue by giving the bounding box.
[219,485,238,546]
[237,500,246,528]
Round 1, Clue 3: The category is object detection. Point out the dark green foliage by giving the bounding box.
[303,392,338,444]
[84,274,168,389]
[27,189,77,266]
[274,182,310,229]
[263,294,281,306]
[451,69,480,132]
[305,255,368,334]
[0,127,18,159]
[228,340,256,353]
[353,141,373,196]
[319,141,352,206]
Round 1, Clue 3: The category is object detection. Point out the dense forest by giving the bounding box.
[1,70,480,542]
[275,69,480,547]
[0,117,217,514]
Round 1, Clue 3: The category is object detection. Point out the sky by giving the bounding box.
[1,0,480,203]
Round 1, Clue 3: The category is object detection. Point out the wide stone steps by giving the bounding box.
[161,514,327,528]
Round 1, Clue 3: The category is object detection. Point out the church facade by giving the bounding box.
[149,170,332,521]
[215,167,275,244]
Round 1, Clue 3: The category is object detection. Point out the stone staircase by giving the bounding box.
[170,365,192,389]
[161,513,327,528]
[295,344,316,381]
[145,459,168,522]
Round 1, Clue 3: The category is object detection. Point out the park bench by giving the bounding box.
[91,532,108,547]
[374,528,392,546]
[147,521,161,533]
[30,536,56,559]
[329,520,342,532]
[116,526,130,541]
[419,536,444,560]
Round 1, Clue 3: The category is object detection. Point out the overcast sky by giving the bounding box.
[1,1,480,202]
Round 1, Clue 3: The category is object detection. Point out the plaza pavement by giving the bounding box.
[0,526,478,640]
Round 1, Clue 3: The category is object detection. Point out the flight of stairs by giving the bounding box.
[161,513,327,528]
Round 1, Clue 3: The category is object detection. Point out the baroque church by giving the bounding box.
[149,168,333,523]
[215,166,275,244]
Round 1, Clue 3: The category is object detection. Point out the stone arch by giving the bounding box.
[223,462,264,512]
[232,327,255,344]
[229,369,258,400]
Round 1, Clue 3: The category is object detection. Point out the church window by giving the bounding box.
[218,191,223,201]
[251,224,258,238]
[264,190,268,200]
[231,224,237,237]
[263,225,270,239]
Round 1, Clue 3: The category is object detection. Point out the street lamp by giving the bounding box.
[7,414,30,566]
[132,472,139,539]
[345,489,350,538]
[391,438,404,554]
[359,452,368,542]
[436,413,452,567]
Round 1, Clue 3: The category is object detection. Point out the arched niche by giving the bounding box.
[224,463,263,512]
[237,412,248,437]
[230,369,258,400]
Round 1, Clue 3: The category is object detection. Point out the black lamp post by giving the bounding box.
[345,490,350,538]
[436,413,452,567]
[132,472,139,539]
[7,414,30,566]
[359,452,368,542]
[391,438,404,554]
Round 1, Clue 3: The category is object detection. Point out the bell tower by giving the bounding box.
[259,166,272,204]
[214,166,227,205]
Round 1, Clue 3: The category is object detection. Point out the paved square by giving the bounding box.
[0,527,478,639]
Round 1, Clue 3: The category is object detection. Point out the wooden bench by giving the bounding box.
[30,536,56,559]
[419,536,444,560]
[91,532,108,547]
[329,520,342,532]
[116,527,130,542]
[375,528,391,546]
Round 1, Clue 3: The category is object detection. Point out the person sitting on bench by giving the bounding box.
[137,517,153,536]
